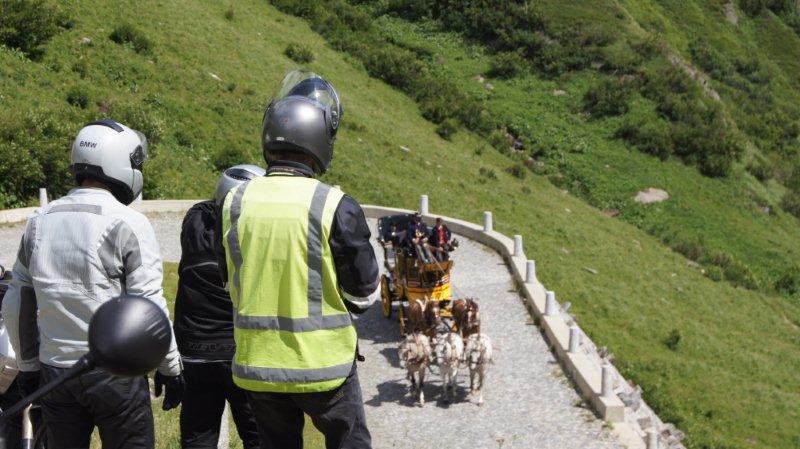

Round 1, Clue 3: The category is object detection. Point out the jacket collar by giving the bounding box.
[67,186,116,197]
[266,160,315,178]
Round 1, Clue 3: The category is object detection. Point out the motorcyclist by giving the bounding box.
[216,70,379,449]
[3,119,183,449]
[173,165,263,449]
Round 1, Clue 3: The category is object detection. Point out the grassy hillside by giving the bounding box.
[1,1,799,448]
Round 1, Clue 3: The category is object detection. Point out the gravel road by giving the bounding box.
[0,212,623,449]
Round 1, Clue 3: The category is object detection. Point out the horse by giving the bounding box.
[463,333,493,406]
[398,331,433,406]
[434,331,464,403]
[451,298,480,340]
[407,298,441,340]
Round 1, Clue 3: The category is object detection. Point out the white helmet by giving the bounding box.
[69,119,148,205]
[214,164,265,205]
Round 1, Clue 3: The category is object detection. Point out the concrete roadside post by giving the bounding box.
[545,291,557,317]
[420,195,429,215]
[525,260,536,283]
[646,428,658,449]
[513,234,523,257]
[568,325,580,354]
[601,362,614,399]
[38,188,48,207]
[483,211,493,232]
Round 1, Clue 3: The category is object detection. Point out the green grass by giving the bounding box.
[1,1,799,448]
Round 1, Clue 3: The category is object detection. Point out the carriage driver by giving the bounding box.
[215,70,380,449]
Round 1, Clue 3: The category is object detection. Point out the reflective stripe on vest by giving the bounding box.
[222,176,355,393]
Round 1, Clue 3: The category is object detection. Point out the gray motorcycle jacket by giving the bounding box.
[2,187,182,375]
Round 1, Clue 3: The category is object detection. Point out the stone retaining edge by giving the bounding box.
[1,199,646,449]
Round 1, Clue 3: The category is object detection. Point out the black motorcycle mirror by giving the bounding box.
[0,295,171,419]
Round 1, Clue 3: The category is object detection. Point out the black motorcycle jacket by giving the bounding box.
[173,200,236,361]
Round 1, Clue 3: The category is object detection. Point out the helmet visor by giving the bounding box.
[130,131,149,171]
[272,70,342,131]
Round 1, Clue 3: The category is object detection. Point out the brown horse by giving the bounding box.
[451,298,480,340]
[407,298,441,340]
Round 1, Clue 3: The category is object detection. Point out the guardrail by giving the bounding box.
[1,190,682,449]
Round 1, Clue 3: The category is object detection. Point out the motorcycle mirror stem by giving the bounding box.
[0,354,95,420]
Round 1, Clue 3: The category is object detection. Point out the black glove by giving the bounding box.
[16,370,41,398]
[154,372,185,411]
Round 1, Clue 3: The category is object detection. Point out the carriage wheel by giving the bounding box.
[380,275,392,318]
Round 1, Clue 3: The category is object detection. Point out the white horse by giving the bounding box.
[398,331,432,406]
[434,331,463,402]
[464,333,493,406]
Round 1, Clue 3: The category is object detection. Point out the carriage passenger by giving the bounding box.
[406,213,434,263]
[429,217,454,261]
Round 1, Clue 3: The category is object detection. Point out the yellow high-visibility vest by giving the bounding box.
[222,174,355,393]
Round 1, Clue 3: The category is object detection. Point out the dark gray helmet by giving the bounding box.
[214,164,265,205]
[261,70,342,174]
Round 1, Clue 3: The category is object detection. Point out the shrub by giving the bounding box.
[688,38,733,82]
[786,162,800,192]
[213,146,250,171]
[115,103,165,144]
[671,237,705,261]
[616,118,673,160]
[704,251,733,268]
[71,60,88,78]
[224,7,234,21]
[723,258,759,289]
[663,329,682,351]
[65,87,89,109]
[174,130,193,148]
[284,42,315,64]
[705,265,724,282]
[505,164,527,179]
[487,129,510,152]
[435,118,458,140]
[109,24,153,55]
[601,41,642,73]
[782,190,800,219]
[0,109,74,208]
[746,155,774,182]
[0,0,66,59]
[488,51,526,78]
[739,0,795,16]
[775,267,800,295]
[583,79,632,117]
[478,167,497,180]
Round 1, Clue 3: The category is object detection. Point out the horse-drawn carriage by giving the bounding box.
[377,215,491,405]
[376,214,479,336]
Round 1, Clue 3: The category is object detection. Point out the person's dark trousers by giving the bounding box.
[180,361,259,449]
[0,378,23,449]
[39,364,154,449]
[246,363,371,449]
